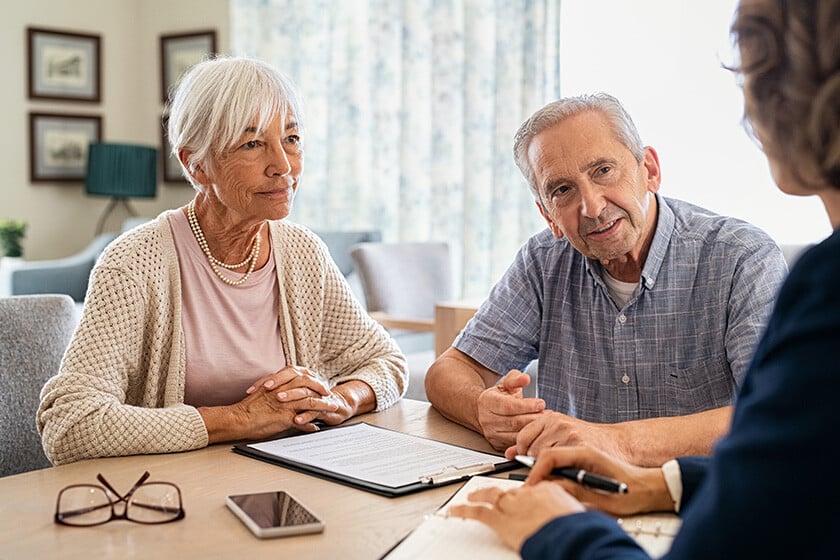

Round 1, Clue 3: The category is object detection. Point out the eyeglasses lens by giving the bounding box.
[128,483,182,523]
[57,486,112,526]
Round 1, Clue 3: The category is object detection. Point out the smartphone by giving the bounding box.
[225,491,324,538]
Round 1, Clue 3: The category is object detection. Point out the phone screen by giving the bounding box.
[228,491,320,529]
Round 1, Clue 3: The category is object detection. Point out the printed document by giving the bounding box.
[246,423,508,488]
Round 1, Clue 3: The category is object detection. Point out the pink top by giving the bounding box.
[168,209,285,407]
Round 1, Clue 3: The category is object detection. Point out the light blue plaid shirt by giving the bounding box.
[455,196,787,423]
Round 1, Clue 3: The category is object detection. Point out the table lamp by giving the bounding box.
[86,143,157,234]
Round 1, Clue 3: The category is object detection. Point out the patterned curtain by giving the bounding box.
[231,0,561,298]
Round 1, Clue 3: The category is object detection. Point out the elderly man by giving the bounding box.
[425,93,787,467]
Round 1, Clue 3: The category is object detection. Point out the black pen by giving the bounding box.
[515,455,629,494]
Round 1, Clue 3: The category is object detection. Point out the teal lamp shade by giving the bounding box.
[85,143,157,198]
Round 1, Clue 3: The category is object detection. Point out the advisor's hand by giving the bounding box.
[449,481,584,551]
[523,446,673,517]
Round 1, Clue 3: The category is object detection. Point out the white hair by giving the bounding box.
[166,56,304,188]
[513,93,645,199]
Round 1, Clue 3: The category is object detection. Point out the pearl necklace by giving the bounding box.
[187,199,261,286]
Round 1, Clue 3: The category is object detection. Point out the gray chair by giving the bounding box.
[350,242,453,401]
[313,230,382,276]
[0,294,77,476]
[313,230,382,305]
[9,233,117,302]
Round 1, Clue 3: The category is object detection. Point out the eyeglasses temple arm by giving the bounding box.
[96,471,151,501]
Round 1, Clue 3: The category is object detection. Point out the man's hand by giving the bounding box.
[476,370,547,451]
[505,411,631,463]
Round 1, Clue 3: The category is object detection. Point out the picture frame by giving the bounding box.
[160,30,217,102]
[160,114,187,183]
[27,27,101,102]
[29,112,103,182]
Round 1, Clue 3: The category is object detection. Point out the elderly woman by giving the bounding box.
[449,0,840,558]
[37,57,407,465]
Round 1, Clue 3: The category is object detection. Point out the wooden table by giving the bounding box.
[0,399,513,559]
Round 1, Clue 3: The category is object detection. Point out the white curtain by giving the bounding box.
[231,0,561,298]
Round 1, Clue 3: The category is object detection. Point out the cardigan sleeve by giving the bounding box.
[37,227,208,466]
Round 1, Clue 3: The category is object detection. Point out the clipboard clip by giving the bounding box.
[419,462,496,485]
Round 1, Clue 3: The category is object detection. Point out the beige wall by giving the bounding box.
[0,0,230,260]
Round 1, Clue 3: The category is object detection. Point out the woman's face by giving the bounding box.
[198,112,304,222]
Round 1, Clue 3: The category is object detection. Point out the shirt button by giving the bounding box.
[618,314,627,324]
[621,374,631,384]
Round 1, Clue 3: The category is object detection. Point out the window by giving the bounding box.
[560,0,830,245]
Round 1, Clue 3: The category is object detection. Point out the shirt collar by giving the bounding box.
[640,193,673,289]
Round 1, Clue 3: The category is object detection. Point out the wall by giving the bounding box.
[0,0,230,260]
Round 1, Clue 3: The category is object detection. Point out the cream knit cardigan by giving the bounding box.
[37,213,407,465]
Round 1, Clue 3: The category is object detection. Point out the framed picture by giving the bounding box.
[160,114,187,183]
[27,27,101,102]
[29,112,103,182]
[160,30,217,102]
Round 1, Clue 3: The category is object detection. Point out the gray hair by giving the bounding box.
[166,56,304,188]
[513,93,645,199]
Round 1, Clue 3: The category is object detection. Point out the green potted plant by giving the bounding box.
[0,219,27,258]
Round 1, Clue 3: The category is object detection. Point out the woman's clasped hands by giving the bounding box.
[239,366,350,437]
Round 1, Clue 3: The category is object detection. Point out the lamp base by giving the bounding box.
[95,197,138,235]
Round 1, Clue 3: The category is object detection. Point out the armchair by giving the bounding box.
[8,233,117,302]
[5,218,153,303]
[0,294,77,475]
[312,230,382,305]
[350,241,453,400]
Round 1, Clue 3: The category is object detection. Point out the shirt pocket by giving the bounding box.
[663,355,736,417]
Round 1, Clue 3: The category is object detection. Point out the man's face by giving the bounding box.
[528,110,661,266]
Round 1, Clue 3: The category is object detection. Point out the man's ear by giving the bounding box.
[642,146,662,194]
[535,199,564,239]
[179,149,208,185]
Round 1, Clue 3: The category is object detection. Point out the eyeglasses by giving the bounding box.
[54,471,185,526]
